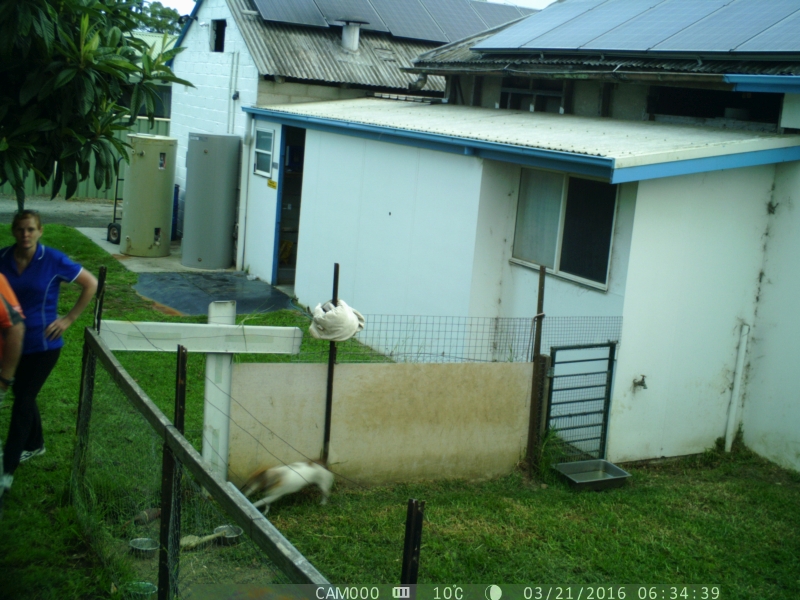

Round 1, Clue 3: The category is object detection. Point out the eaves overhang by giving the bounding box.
[724,74,800,94]
[244,105,615,180]
[243,100,800,184]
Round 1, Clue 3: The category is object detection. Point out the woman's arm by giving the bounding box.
[45,268,99,340]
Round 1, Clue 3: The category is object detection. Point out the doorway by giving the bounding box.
[277,126,306,286]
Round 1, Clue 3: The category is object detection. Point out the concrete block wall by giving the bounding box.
[170,0,259,196]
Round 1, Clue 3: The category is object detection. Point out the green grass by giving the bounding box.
[1,227,799,599]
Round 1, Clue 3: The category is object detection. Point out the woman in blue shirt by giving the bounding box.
[1,210,98,478]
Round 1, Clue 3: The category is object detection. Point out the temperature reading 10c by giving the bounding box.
[434,586,464,600]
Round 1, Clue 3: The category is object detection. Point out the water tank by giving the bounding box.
[121,134,178,257]
[181,133,241,269]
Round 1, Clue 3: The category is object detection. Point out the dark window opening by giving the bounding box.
[648,86,781,124]
[212,20,226,53]
[499,77,563,113]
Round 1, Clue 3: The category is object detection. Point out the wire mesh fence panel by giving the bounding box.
[71,329,327,597]
[294,315,538,364]
[292,315,622,364]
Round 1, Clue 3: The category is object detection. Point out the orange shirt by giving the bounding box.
[0,273,24,360]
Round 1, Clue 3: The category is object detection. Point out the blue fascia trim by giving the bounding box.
[244,106,615,180]
[724,75,800,94]
[612,146,800,184]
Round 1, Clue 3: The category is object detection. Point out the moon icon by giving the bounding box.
[485,585,502,600]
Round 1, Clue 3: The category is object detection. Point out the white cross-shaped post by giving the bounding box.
[99,301,302,480]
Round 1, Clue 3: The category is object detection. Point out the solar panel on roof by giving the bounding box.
[313,0,389,31]
[523,0,662,50]
[252,0,329,28]
[653,0,800,52]
[369,0,448,42]
[420,0,490,42]
[469,1,525,29]
[737,8,800,52]
[583,0,728,51]
[473,0,606,51]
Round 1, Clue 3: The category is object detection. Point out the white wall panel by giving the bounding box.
[743,161,800,471]
[294,131,483,315]
[241,121,282,283]
[608,167,772,462]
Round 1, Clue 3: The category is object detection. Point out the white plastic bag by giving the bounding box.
[308,299,365,342]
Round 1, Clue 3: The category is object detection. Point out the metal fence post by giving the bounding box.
[73,329,98,484]
[598,342,617,460]
[158,345,188,600]
[322,263,339,465]
[400,498,425,585]
[526,266,547,476]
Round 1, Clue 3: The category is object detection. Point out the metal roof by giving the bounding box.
[228,0,445,91]
[475,0,800,55]
[409,15,800,86]
[244,97,800,182]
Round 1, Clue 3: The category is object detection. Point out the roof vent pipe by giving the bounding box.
[340,17,368,52]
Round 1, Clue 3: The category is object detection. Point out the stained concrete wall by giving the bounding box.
[229,362,532,484]
[608,167,771,462]
[742,161,800,471]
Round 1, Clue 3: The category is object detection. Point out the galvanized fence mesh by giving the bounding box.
[71,329,327,598]
[293,314,622,364]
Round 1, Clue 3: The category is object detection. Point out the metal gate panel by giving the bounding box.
[545,342,616,461]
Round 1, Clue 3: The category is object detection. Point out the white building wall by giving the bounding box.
[608,167,772,463]
[170,0,259,198]
[293,130,484,315]
[470,166,637,320]
[239,120,283,282]
[742,161,800,471]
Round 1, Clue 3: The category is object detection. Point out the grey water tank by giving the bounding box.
[181,133,241,269]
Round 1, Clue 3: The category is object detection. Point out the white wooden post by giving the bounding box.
[204,301,236,479]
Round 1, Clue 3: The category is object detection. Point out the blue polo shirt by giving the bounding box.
[0,244,83,354]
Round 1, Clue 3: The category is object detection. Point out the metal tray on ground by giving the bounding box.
[553,459,631,491]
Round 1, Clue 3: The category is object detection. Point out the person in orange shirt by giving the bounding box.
[0,273,25,501]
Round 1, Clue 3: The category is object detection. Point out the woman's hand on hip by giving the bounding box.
[46,316,73,340]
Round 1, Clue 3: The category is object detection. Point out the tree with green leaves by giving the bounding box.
[135,1,184,35]
[0,0,193,211]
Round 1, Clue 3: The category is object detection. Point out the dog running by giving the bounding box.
[241,461,334,515]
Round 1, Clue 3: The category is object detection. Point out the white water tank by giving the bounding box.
[181,133,241,269]
[121,134,178,257]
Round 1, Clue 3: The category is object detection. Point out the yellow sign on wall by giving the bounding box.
[268,179,278,189]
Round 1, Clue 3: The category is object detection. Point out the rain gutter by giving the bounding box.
[724,75,800,94]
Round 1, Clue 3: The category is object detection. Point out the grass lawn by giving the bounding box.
[0,227,798,599]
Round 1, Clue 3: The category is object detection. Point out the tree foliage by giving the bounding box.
[0,0,193,210]
[135,2,183,35]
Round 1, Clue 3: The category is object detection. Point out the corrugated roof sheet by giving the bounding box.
[250,97,800,168]
[228,0,445,91]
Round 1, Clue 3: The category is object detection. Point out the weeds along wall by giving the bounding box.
[71,328,328,596]
[228,315,623,484]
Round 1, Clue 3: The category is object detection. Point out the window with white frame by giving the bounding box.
[253,129,274,178]
[512,169,618,287]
